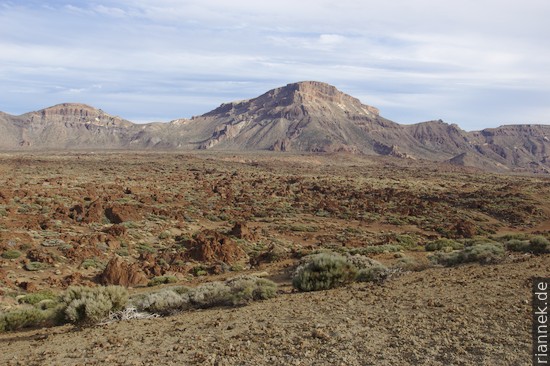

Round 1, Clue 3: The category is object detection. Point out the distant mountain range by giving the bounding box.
[1,81,549,173]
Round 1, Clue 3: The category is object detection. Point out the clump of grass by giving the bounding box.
[148,276,178,287]
[18,290,57,305]
[425,239,464,252]
[24,262,49,271]
[430,243,505,266]
[60,286,128,325]
[1,250,22,259]
[292,252,357,292]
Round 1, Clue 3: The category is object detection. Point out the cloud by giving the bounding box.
[0,0,549,129]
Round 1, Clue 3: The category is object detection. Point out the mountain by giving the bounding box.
[0,103,136,149]
[0,82,549,173]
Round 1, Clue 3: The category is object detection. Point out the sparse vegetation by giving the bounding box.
[425,238,464,252]
[430,243,505,266]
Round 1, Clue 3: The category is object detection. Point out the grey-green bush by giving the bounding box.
[61,286,128,325]
[356,264,389,283]
[292,252,357,292]
[134,277,278,315]
[506,236,550,254]
[431,243,505,266]
[134,289,191,315]
[226,276,278,305]
[425,239,464,252]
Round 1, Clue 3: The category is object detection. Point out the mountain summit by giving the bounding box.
[0,81,549,173]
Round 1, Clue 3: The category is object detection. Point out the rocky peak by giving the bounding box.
[39,103,102,118]
[26,103,133,127]
[273,81,380,115]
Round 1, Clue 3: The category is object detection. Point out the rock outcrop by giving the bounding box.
[184,230,247,264]
[100,256,148,287]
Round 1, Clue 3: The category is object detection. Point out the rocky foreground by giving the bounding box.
[1,254,548,366]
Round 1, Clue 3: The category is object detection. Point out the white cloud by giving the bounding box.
[0,0,549,129]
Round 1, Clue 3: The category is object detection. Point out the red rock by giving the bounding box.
[185,229,246,264]
[100,256,148,287]
[229,222,257,241]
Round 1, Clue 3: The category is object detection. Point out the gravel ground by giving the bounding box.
[1,254,548,366]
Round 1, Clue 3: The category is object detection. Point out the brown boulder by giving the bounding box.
[102,224,127,237]
[452,219,477,238]
[185,229,247,264]
[99,256,148,287]
[104,204,142,224]
[0,190,12,203]
[229,221,257,241]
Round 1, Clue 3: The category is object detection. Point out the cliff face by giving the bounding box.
[0,82,549,173]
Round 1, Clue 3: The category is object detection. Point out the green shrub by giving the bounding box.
[505,239,530,252]
[292,253,357,292]
[80,258,105,270]
[425,239,464,252]
[225,276,278,305]
[505,236,550,254]
[61,286,128,325]
[529,236,550,254]
[25,262,49,271]
[1,250,22,259]
[191,265,208,277]
[18,290,57,305]
[431,243,505,266]
[0,306,60,332]
[148,276,178,287]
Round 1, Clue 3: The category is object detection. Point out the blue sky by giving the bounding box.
[0,0,549,130]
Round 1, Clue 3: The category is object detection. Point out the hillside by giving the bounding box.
[0,82,549,172]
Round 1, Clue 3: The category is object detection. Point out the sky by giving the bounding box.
[0,1,549,130]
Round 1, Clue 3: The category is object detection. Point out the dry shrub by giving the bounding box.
[61,285,128,325]
[292,252,357,292]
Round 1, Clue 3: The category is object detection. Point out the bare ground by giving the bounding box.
[1,253,548,366]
